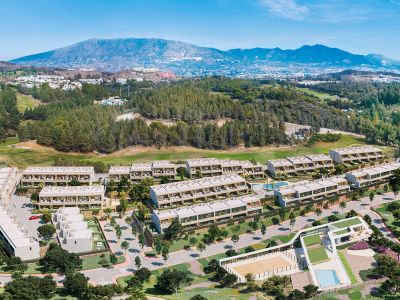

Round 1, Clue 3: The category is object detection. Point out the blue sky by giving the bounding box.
[1,0,400,60]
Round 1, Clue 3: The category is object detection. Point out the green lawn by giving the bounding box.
[0,133,377,169]
[295,87,343,101]
[303,234,322,246]
[16,93,41,113]
[338,251,358,284]
[81,252,125,270]
[375,200,400,239]
[307,246,329,264]
[334,229,349,235]
[333,218,362,229]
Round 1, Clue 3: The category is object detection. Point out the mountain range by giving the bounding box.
[10,38,400,76]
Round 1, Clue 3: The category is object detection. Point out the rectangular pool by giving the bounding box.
[315,269,340,288]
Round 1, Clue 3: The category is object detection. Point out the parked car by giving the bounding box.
[29,215,41,220]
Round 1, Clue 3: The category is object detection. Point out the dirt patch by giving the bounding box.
[184,282,213,290]
[188,260,204,275]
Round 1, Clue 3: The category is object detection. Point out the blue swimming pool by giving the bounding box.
[263,182,288,190]
[315,269,340,288]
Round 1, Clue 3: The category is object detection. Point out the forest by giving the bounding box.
[1,77,399,153]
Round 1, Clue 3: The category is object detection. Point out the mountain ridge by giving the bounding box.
[10,37,400,75]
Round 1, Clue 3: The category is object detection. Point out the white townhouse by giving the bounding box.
[329,146,384,164]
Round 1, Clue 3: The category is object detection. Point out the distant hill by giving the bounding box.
[10,38,400,75]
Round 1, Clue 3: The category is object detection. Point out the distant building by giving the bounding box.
[329,146,384,164]
[38,185,105,210]
[52,207,93,253]
[0,203,40,261]
[20,166,95,187]
[98,96,128,106]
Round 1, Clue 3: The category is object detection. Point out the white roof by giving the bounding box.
[23,166,94,175]
[331,146,382,155]
[268,159,293,167]
[306,154,332,162]
[152,160,175,168]
[287,156,313,164]
[109,166,130,175]
[130,163,152,172]
[40,185,104,197]
[151,174,246,196]
[186,158,222,167]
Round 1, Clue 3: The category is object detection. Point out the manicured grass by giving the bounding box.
[295,87,344,101]
[307,246,328,264]
[16,93,41,113]
[338,251,358,284]
[1,134,379,169]
[333,218,362,228]
[81,252,125,270]
[303,233,322,246]
[334,229,349,235]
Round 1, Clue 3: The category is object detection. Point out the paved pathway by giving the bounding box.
[0,192,397,286]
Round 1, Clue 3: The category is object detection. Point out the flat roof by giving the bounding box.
[152,160,175,168]
[306,154,332,161]
[109,166,130,174]
[130,163,152,171]
[23,166,94,175]
[186,158,222,167]
[268,159,293,167]
[151,174,246,196]
[331,145,382,155]
[287,156,313,164]
[40,185,104,197]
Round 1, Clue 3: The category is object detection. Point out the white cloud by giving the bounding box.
[259,0,309,20]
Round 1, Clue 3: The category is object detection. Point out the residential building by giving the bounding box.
[186,158,265,178]
[0,204,40,261]
[150,174,250,209]
[130,163,153,182]
[52,207,93,253]
[267,154,333,177]
[108,166,131,182]
[275,176,350,207]
[151,161,176,180]
[98,96,128,106]
[152,195,262,233]
[20,166,95,187]
[346,162,400,188]
[329,146,384,164]
[38,185,105,209]
[0,167,20,203]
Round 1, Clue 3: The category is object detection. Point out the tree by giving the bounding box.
[115,224,122,240]
[110,253,118,265]
[189,236,198,246]
[104,207,113,219]
[164,219,182,240]
[121,241,129,253]
[41,210,52,223]
[6,257,27,274]
[196,242,206,255]
[162,246,170,262]
[288,289,306,300]
[119,198,128,216]
[220,273,237,287]
[261,224,267,236]
[289,212,296,229]
[39,244,82,274]
[138,233,146,249]
[303,284,319,298]
[231,234,239,247]
[190,294,207,300]
[135,256,142,269]
[245,273,258,292]
[135,267,152,283]
[369,191,376,206]
[110,216,117,227]
[176,166,187,180]
[315,208,322,218]
[99,254,110,268]
[155,269,193,294]
[64,272,89,297]
[37,224,56,241]
[4,275,56,300]
[389,169,400,196]
[279,208,287,223]
[339,201,347,212]
[125,216,133,225]
[131,226,137,239]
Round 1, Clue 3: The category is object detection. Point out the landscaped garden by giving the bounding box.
[307,246,329,264]
[374,200,400,238]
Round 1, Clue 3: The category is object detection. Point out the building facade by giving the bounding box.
[0,204,40,261]
[329,146,384,164]
[20,166,95,187]
[346,162,400,188]
[52,207,93,253]
[275,176,350,207]
[0,167,20,203]
[150,174,250,209]
[38,185,105,209]
[152,195,262,233]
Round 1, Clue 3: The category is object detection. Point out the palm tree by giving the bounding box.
[115,225,122,240]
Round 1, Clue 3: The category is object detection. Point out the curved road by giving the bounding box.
[0,192,398,286]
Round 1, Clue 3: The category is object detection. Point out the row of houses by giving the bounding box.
[152,195,262,233]
[109,158,265,183]
[275,161,400,207]
[0,167,20,203]
[267,146,384,177]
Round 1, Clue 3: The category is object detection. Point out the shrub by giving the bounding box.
[348,241,369,250]
[225,249,237,257]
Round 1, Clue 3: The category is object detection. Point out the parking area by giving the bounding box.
[8,194,42,239]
